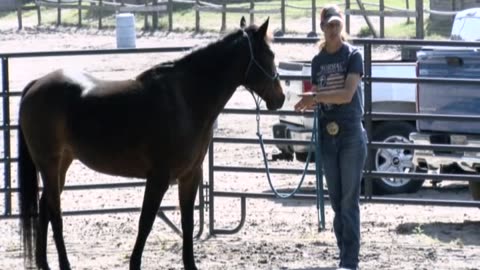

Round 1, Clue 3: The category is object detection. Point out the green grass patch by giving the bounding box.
[384,20,416,38]
[6,0,441,38]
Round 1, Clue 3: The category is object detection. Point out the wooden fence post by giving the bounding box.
[416,0,424,39]
[144,0,149,30]
[168,0,173,31]
[195,0,200,32]
[153,0,159,30]
[356,0,377,37]
[98,0,103,29]
[78,0,82,27]
[380,0,384,38]
[36,0,42,25]
[16,0,22,30]
[221,0,226,32]
[278,0,285,35]
[308,0,317,37]
[57,0,61,26]
[249,0,254,25]
[406,0,410,23]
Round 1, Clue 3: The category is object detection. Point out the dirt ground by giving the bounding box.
[0,19,479,270]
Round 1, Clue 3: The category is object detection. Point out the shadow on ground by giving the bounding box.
[396,220,480,246]
[265,181,473,207]
[289,267,337,270]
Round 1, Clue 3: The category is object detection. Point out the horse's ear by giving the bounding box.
[240,16,247,29]
[257,17,269,38]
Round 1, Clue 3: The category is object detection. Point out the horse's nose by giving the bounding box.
[277,93,286,108]
[267,92,285,110]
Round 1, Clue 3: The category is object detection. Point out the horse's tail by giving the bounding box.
[18,79,39,266]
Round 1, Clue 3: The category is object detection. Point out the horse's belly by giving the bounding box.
[75,150,149,179]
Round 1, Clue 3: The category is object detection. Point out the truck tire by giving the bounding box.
[469,181,480,201]
[368,121,425,195]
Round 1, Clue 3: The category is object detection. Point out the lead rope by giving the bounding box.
[313,106,326,231]
[251,92,326,230]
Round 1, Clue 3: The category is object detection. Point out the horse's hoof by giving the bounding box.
[59,259,71,270]
[60,263,71,270]
[36,261,50,270]
[129,260,141,270]
[185,264,198,270]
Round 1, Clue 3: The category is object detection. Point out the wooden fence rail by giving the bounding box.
[32,0,168,29]
[14,0,459,38]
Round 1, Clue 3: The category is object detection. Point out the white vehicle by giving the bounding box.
[273,60,424,195]
[410,8,480,200]
[450,8,480,41]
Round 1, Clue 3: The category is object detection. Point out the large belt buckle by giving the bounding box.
[326,121,339,136]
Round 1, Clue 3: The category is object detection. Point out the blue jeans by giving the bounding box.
[319,118,367,269]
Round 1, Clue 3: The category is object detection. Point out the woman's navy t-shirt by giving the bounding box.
[311,42,364,120]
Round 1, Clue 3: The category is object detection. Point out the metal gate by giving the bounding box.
[205,37,480,235]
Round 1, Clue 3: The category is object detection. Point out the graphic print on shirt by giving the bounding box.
[316,62,346,110]
[318,62,346,91]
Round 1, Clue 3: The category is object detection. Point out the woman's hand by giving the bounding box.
[294,92,317,112]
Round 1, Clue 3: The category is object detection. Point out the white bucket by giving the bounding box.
[116,13,136,49]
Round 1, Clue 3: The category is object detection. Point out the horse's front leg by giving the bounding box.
[178,167,202,270]
[130,169,170,270]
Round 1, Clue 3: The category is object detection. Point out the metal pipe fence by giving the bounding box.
[1,38,480,239]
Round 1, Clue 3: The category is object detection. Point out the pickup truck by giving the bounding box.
[274,60,423,195]
[409,8,480,200]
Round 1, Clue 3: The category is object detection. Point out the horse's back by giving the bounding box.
[20,69,144,169]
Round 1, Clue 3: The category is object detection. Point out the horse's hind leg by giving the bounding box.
[37,154,72,270]
[35,193,50,269]
[36,154,72,270]
[178,167,202,270]
[130,169,170,270]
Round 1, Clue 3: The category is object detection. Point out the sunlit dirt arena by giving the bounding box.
[0,24,479,270]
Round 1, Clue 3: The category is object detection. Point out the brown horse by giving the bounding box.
[18,17,284,270]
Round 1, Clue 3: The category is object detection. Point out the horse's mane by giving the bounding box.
[175,28,246,66]
[136,25,259,82]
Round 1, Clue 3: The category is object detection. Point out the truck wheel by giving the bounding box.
[469,181,480,201]
[368,121,425,195]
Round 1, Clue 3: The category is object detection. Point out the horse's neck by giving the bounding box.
[187,73,240,128]
[141,37,249,130]
[181,51,247,127]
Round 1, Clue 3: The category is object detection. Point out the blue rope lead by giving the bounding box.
[313,109,325,231]
[251,92,325,230]
[257,114,316,198]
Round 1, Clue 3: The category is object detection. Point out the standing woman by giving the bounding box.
[294,4,366,270]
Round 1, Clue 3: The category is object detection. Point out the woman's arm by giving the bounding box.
[294,72,361,112]
[312,72,362,104]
